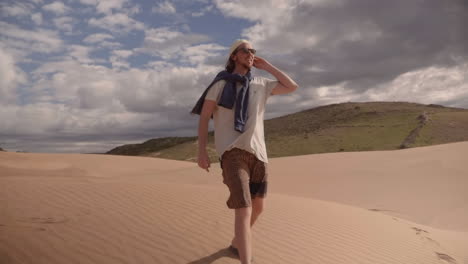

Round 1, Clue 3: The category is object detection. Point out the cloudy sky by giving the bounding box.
[1,0,467,153]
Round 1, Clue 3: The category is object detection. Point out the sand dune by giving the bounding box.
[1,142,467,264]
[268,142,468,231]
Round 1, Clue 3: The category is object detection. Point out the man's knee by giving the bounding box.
[235,206,252,218]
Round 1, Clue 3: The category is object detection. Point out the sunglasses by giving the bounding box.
[236,47,257,55]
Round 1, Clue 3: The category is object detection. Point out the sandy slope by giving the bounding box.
[1,142,467,264]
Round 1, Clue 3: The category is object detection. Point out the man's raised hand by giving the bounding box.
[253,56,271,71]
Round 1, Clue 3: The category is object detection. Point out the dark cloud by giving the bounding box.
[275,0,467,90]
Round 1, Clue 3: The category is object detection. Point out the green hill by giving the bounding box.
[106,137,196,156]
[106,102,468,162]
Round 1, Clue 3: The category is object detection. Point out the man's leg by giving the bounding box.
[231,197,264,247]
[235,206,252,264]
[250,197,264,227]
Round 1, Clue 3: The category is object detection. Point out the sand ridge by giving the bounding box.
[1,142,467,264]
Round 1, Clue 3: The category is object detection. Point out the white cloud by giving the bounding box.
[78,0,140,16]
[214,0,301,21]
[152,1,176,14]
[53,16,74,32]
[82,33,122,48]
[89,13,145,33]
[191,4,213,17]
[0,56,219,152]
[31,12,43,25]
[213,0,343,54]
[31,60,116,106]
[113,49,133,58]
[0,22,63,56]
[83,33,114,43]
[39,57,213,113]
[83,33,122,49]
[146,27,181,43]
[0,2,34,17]
[145,60,173,69]
[77,80,116,109]
[96,0,128,14]
[1,103,71,135]
[110,49,133,69]
[138,27,211,60]
[0,48,27,104]
[126,5,140,15]
[181,43,226,65]
[109,56,130,69]
[213,0,305,54]
[0,3,255,151]
[265,63,468,119]
[0,99,192,153]
[67,45,97,64]
[78,0,98,5]
[29,56,218,113]
[99,41,123,49]
[42,1,69,15]
[366,64,468,106]
[114,65,220,113]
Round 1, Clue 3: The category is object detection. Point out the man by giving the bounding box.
[192,39,298,264]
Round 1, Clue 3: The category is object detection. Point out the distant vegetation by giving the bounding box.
[107,137,196,156]
[106,102,468,162]
[0,147,4,151]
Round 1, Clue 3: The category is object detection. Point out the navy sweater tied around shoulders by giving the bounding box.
[191,70,253,133]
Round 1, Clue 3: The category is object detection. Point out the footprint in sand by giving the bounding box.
[7,216,69,231]
[368,208,399,213]
[19,216,69,224]
[411,227,441,246]
[411,227,429,235]
[409,227,455,263]
[435,252,457,264]
[31,216,68,224]
[366,211,457,264]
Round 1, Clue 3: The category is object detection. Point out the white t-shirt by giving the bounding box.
[205,76,278,163]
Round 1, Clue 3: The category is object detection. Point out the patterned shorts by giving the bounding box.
[220,148,268,209]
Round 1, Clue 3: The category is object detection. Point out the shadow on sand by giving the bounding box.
[187,247,237,264]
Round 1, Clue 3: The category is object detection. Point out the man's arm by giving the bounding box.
[253,56,299,95]
[197,100,216,172]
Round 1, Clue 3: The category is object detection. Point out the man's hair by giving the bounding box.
[225,50,238,73]
[226,39,252,72]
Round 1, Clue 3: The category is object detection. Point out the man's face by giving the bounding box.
[233,43,255,69]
